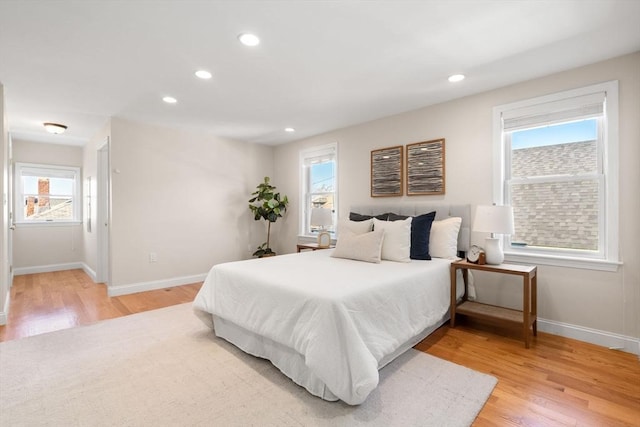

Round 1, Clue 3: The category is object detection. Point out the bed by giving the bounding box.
[193,203,471,405]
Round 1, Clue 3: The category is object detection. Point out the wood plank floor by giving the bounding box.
[1,270,639,426]
[0,269,201,342]
[416,322,640,426]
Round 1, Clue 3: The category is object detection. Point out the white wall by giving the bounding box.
[0,83,9,324]
[274,52,640,351]
[107,118,273,294]
[11,140,84,272]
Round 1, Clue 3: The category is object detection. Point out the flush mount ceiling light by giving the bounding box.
[284,127,295,133]
[195,70,212,79]
[43,122,67,134]
[162,96,177,104]
[238,33,260,47]
[448,74,465,83]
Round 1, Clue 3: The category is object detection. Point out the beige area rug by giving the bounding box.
[0,303,497,426]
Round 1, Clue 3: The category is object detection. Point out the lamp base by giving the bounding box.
[317,231,331,248]
[484,237,504,265]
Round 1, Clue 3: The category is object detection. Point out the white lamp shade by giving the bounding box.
[473,205,514,235]
[473,205,514,265]
[310,208,332,227]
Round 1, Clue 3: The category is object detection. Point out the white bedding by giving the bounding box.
[193,249,462,405]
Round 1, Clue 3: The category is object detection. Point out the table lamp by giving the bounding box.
[310,208,332,248]
[472,205,514,265]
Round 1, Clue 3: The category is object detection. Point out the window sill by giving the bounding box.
[505,251,621,272]
[15,221,83,228]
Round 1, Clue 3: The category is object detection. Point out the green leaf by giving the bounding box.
[249,177,289,249]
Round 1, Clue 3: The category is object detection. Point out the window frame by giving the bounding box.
[492,81,620,271]
[299,143,338,238]
[14,162,82,226]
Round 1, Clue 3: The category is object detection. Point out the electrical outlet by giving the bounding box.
[149,252,157,263]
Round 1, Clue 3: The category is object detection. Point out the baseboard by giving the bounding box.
[107,273,207,297]
[81,264,97,283]
[12,264,204,297]
[538,317,640,356]
[14,262,86,276]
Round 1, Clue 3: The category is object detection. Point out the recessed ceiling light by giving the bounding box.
[448,74,465,83]
[43,122,67,134]
[195,70,212,79]
[238,33,260,47]
[284,127,295,133]
[162,96,177,104]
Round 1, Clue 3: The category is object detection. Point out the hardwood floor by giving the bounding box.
[1,269,639,426]
[0,269,201,342]
[416,320,640,426]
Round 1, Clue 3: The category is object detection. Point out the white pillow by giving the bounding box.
[331,229,385,263]
[429,217,462,259]
[372,217,412,262]
[338,219,373,235]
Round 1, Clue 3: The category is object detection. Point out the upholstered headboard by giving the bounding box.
[348,203,471,253]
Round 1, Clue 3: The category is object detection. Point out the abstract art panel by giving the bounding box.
[371,145,403,197]
[406,139,445,195]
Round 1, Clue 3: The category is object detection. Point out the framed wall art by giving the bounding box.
[406,138,445,195]
[371,145,403,197]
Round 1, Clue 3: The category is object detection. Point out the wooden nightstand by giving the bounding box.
[296,243,334,252]
[450,260,537,348]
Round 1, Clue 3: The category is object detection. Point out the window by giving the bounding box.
[493,81,619,270]
[300,143,338,237]
[15,163,81,224]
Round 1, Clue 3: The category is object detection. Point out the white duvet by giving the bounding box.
[193,249,455,405]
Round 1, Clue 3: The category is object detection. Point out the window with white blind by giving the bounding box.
[299,143,338,237]
[15,163,82,225]
[493,81,619,270]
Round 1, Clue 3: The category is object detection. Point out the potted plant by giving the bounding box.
[249,177,289,257]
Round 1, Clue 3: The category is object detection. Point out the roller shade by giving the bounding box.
[302,145,336,167]
[503,91,605,132]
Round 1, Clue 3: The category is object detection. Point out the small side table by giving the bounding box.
[450,260,537,348]
[296,243,334,253]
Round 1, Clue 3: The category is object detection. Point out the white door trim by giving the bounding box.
[96,137,110,285]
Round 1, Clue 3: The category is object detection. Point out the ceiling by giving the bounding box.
[1,1,639,147]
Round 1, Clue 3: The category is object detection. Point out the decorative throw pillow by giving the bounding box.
[350,212,392,221]
[331,229,385,263]
[387,212,409,221]
[349,212,373,222]
[372,217,412,262]
[338,218,373,235]
[409,211,437,260]
[429,217,462,259]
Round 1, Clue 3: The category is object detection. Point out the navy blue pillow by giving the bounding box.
[410,211,437,260]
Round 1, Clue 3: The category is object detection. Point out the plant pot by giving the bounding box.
[260,252,276,258]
